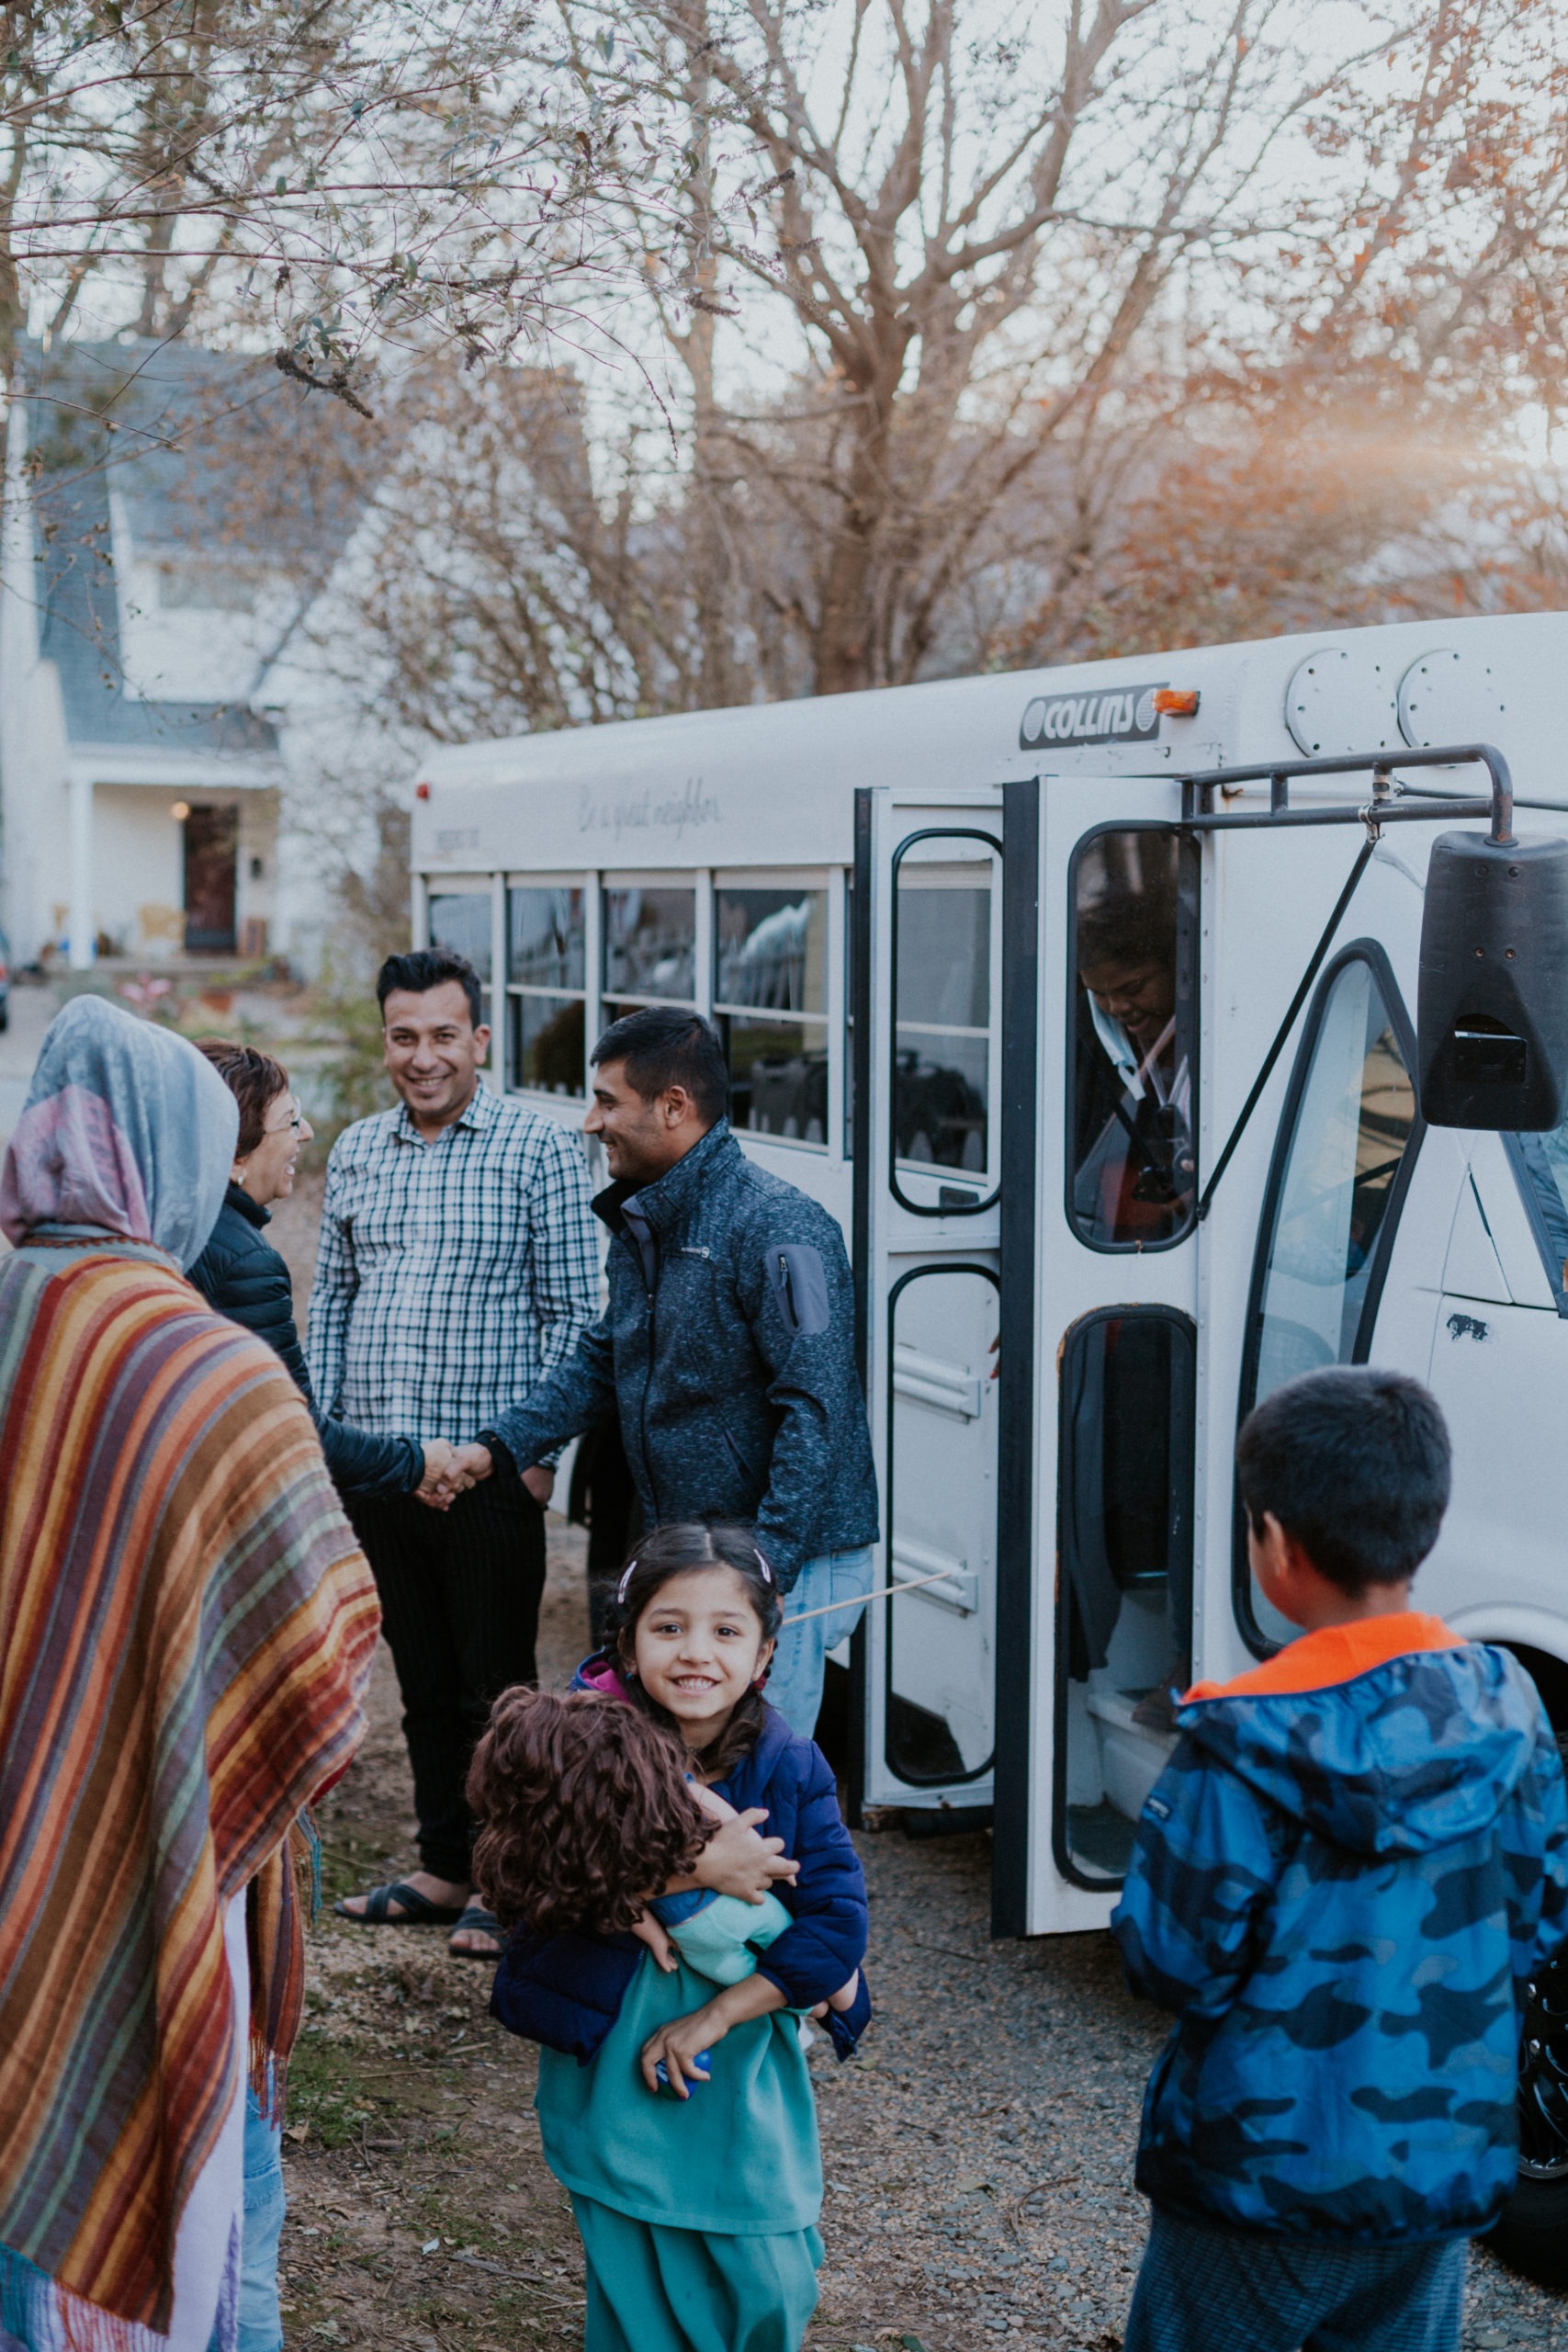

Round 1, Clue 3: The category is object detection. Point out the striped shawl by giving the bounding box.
[0,1237,380,2337]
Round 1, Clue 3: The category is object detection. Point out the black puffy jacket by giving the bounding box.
[190,1182,422,1499]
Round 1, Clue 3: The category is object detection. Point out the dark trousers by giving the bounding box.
[1124,2207,1466,2352]
[568,1420,642,1646]
[348,1479,546,1884]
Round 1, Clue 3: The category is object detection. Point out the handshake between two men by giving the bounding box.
[413,1438,548,1512]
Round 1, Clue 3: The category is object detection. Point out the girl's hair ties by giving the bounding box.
[753,1547,773,1585]
[616,1557,639,1603]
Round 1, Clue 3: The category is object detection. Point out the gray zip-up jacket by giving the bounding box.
[482,1119,878,1590]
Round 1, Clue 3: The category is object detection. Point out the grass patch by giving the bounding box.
[316,1823,399,1906]
[287,2035,399,2150]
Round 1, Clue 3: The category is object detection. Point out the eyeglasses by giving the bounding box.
[265,1100,304,1137]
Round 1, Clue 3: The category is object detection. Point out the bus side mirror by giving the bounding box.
[1417,831,1568,1130]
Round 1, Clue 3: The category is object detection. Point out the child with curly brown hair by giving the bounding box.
[467,1522,870,2352]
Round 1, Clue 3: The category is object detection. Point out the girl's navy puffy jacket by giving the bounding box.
[491,1663,870,2062]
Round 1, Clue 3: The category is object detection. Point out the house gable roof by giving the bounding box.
[22,337,364,758]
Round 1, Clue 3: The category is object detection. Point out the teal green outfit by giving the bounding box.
[655,1885,795,1986]
[536,1951,823,2351]
[570,2199,822,2352]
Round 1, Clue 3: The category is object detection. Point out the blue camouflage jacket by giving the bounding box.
[1111,1613,1568,2243]
[485,1118,878,1590]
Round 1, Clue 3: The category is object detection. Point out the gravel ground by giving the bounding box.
[268,1178,1564,2352]
[0,1000,1558,2345]
[279,1524,1564,2352]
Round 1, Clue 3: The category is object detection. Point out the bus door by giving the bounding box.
[852,785,1006,1822]
[1008,775,1201,1936]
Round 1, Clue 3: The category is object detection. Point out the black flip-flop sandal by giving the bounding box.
[448,1904,504,1962]
[333,1879,467,1928]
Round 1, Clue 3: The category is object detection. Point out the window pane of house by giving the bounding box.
[715,889,826,1014]
[722,1014,827,1146]
[509,887,585,989]
[511,993,586,1096]
[603,887,694,1002]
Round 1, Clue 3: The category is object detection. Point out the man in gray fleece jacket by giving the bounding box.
[449,1005,879,1737]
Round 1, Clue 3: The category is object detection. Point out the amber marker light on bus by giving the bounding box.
[1152,688,1201,717]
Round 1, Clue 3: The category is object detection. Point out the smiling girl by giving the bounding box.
[469,1523,870,2352]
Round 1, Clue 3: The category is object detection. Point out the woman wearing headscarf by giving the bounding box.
[0,996,380,2352]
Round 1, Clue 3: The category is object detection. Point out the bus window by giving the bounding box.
[508,886,586,1096]
[894,864,990,1174]
[1067,829,1198,1250]
[1238,945,1420,1646]
[1508,1117,1568,1307]
[1056,1306,1195,1886]
[715,887,828,1146]
[429,891,493,1032]
[602,886,695,1022]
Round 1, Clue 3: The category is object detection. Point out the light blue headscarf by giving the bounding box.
[0,994,238,1269]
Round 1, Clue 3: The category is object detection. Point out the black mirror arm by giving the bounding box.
[1195,839,1376,1224]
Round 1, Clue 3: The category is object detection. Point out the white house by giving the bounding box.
[0,338,350,970]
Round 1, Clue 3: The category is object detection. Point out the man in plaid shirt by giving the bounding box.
[309,948,598,1958]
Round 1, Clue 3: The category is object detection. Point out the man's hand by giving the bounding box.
[693,1809,798,1905]
[421,1441,494,1509]
[522,1464,555,1508]
[415,1439,461,1510]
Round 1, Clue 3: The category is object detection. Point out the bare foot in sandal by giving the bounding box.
[335,1870,470,1925]
[449,1903,503,1960]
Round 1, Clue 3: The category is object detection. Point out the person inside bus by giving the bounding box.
[1073,880,1194,1245]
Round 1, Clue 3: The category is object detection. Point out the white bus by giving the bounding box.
[411,611,1568,2267]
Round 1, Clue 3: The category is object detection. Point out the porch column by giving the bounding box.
[68,769,94,967]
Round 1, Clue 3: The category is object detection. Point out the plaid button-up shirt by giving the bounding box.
[306,1084,600,1449]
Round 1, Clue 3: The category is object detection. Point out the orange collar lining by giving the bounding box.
[1185,1612,1462,1705]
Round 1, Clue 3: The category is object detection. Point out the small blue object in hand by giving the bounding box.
[655,2052,712,2093]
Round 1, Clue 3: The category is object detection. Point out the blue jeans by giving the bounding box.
[765,1547,874,1738]
[238,2087,287,2352]
[1124,2207,1467,2352]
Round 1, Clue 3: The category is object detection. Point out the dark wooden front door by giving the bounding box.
[184,806,238,952]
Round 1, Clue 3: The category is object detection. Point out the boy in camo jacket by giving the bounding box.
[1112,1367,1568,2352]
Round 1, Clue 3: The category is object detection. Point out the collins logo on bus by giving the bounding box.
[1019,682,1167,751]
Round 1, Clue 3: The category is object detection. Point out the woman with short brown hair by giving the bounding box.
[190,1036,454,1504]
